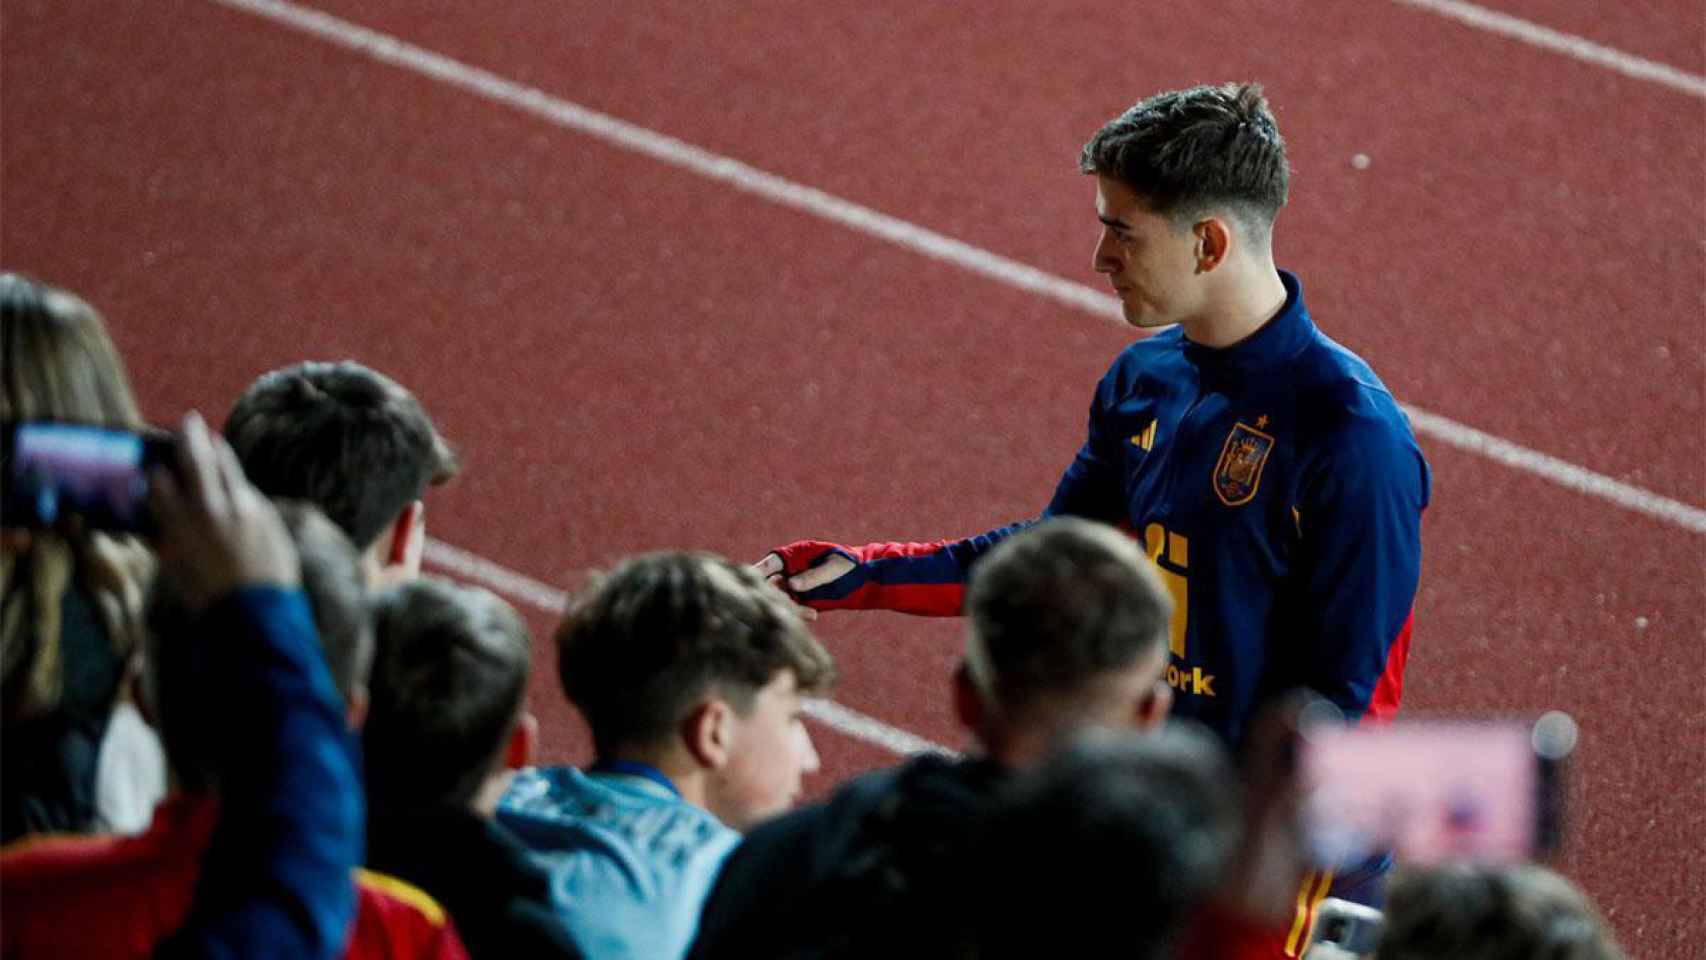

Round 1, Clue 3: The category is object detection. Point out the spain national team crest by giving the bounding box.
[1212,421,1275,507]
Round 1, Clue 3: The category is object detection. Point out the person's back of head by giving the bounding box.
[1,272,142,431]
[557,551,835,829]
[364,576,533,815]
[1377,864,1626,960]
[1079,81,1289,244]
[223,361,457,588]
[959,517,1173,762]
[962,724,1240,959]
[146,500,373,793]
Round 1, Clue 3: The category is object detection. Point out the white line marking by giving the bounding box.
[209,0,1123,323]
[422,538,953,757]
[1392,0,1706,98]
[212,0,1706,534]
[420,538,570,615]
[801,700,956,758]
[1401,406,1706,534]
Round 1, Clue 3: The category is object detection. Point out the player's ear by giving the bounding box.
[1194,217,1231,273]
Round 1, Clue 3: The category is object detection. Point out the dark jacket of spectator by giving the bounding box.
[690,752,1003,959]
[368,803,583,959]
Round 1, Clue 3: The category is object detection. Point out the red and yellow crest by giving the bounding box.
[1212,421,1275,507]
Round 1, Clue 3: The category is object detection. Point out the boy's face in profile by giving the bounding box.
[705,668,816,831]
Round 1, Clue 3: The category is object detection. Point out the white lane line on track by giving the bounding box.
[1392,0,1706,99]
[208,0,1122,324]
[422,538,955,758]
[210,0,1706,536]
[1401,406,1706,533]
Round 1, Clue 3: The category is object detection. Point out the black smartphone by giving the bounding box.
[1,419,177,534]
[1298,711,1575,867]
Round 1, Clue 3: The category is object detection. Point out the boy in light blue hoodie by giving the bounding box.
[497,552,834,960]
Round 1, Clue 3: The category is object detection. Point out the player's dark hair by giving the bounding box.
[224,360,458,551]
[147,500,372,793]
[557,552,835,758]
[965,724,1239,959]
[1080,82,1289,235]
[1378,864,1626,960]
[965,516,1170,710]
[364,577,531,810]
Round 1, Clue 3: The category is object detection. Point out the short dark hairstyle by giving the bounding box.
[964,517,1170,712]
[557,552,835,757]
[967,724,1239,959]
[224,361,459,550]
[148,500,372,792]
[1378,865,1626,960]
[364,577,531,810]
[1079,82,1289,233]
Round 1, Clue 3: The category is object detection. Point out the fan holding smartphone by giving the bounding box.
[3,419,177,535]
[1,272,161,841]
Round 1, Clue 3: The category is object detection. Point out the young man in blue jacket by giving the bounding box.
[496,552,835,959]
[760,82,1430,955]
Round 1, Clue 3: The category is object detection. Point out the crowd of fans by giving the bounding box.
[0,271,1627,958]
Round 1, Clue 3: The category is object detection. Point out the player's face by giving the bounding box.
[705,669,816,830]
[1092,174,1204,329]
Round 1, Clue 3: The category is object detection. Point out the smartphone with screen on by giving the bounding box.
[1298,711,1575,868]
[2,419,177,534]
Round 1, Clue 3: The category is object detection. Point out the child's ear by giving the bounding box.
[683,698,735,770]
[505,712,538,770]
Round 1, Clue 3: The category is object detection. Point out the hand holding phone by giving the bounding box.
[1299,711,1576,868]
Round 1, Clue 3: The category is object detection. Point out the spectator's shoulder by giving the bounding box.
[352,866,469,959]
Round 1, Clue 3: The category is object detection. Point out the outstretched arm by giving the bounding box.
[758,522,1033,616]
[755,366,1131,617]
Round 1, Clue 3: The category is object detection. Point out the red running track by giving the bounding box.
[3,0,1702,952]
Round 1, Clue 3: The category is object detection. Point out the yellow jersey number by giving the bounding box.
[1143,522,1189,659]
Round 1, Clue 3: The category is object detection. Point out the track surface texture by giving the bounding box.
[4,0,1703,952]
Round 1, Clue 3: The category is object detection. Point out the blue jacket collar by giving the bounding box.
[1181,269,1313,375]
[587,758,682,798]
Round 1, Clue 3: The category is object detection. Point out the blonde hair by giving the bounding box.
[1,273,154,720]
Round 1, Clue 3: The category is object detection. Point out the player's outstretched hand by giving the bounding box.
[148,411,300,614]
[754,541,865,620]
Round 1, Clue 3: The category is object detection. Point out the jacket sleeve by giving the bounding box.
[784,523,1033,616]
[787,364,1132,617]
[1041,361,1129,525]
[1290,410,1430,723]
[155,587,363,960]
